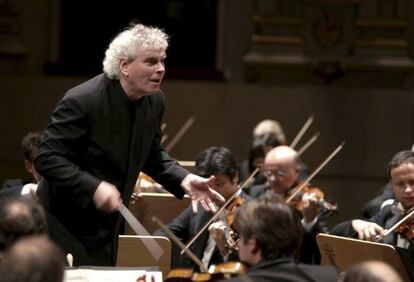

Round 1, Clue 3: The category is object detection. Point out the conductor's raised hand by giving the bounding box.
[181,173,225,213]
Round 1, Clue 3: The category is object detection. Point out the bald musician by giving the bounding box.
[250,145,331,263]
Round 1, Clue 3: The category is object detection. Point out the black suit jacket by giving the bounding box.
[249,183,267,199]
[361,182,395,219]
[35,74,188,265]
[223,258,338,282]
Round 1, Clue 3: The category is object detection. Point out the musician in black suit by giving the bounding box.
[155,146,249,270]
[0,131,43,198]
[223,193,338,282]
[332,150,414,249]
[34,23,224,266]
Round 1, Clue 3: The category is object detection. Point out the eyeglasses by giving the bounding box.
[263,169,287,178]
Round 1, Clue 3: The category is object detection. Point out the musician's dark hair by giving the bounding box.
[248,133,281,172]
[234,193,302,260]
[193,146,238,180]
[387,150,414,179]
[21,131,43,162]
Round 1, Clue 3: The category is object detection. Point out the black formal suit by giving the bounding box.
[34,74,188,266]
[249,183,268,199]
[222,258,338,282]
[332,202,404,245]
[361,182,394,219]
[155,192,250,269]
[249,183,329,264]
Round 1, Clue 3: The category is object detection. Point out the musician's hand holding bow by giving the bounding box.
[208,220,228,255]
[181,173,225,213]
[301,192,320,224]
[352,219,385,241]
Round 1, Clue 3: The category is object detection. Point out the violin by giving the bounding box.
[286,183,338,213]
[164,262,248,282]
[221,196,244,251]
[376,207,414,242]
[394,207,414,240]
[283,143,343,215]
[225,196,244,227]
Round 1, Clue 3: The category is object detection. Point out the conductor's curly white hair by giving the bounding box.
[103,24,169,79]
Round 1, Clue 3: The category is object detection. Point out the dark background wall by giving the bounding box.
[1,0,414,227]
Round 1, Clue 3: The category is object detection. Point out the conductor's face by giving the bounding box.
[120,48,166,100]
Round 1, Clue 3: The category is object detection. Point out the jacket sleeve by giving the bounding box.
[34,93,100,208]
[141,92,188,199]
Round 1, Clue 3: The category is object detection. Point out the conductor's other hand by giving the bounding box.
[181,173,225,213]
[93,181,122,212]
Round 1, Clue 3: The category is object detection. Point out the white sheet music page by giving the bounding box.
[64,269,163,282]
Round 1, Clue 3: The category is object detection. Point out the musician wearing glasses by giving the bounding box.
[250,145,331,264]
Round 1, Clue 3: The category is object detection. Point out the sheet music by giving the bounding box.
[64,269,163,282]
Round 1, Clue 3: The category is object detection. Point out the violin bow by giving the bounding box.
[165,116,196,153]
[286,142,345,204]
[152,216,209,273]
[161,134,169,145]
[383,208,414,237]
[161,123,168,145]
[118,203,164,260]
[289,115,314,149]
[180,167,261,255]
[297,132,320,156]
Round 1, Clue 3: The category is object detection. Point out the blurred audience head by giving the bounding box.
[0,197,47,251]
[0,235,65,282]
[341,260,402,282]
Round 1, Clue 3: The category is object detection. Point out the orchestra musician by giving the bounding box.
[33,23,224,266]
[0,131,44,198]
[155,146,250,270]
[239,133,281,191]
[249,145,332,264]
[220,193,338,282]
[332,150,414,249]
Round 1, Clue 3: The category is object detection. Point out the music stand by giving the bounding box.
[316,233,411,282]
[127,193,191,234]
[116,235,171,277]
